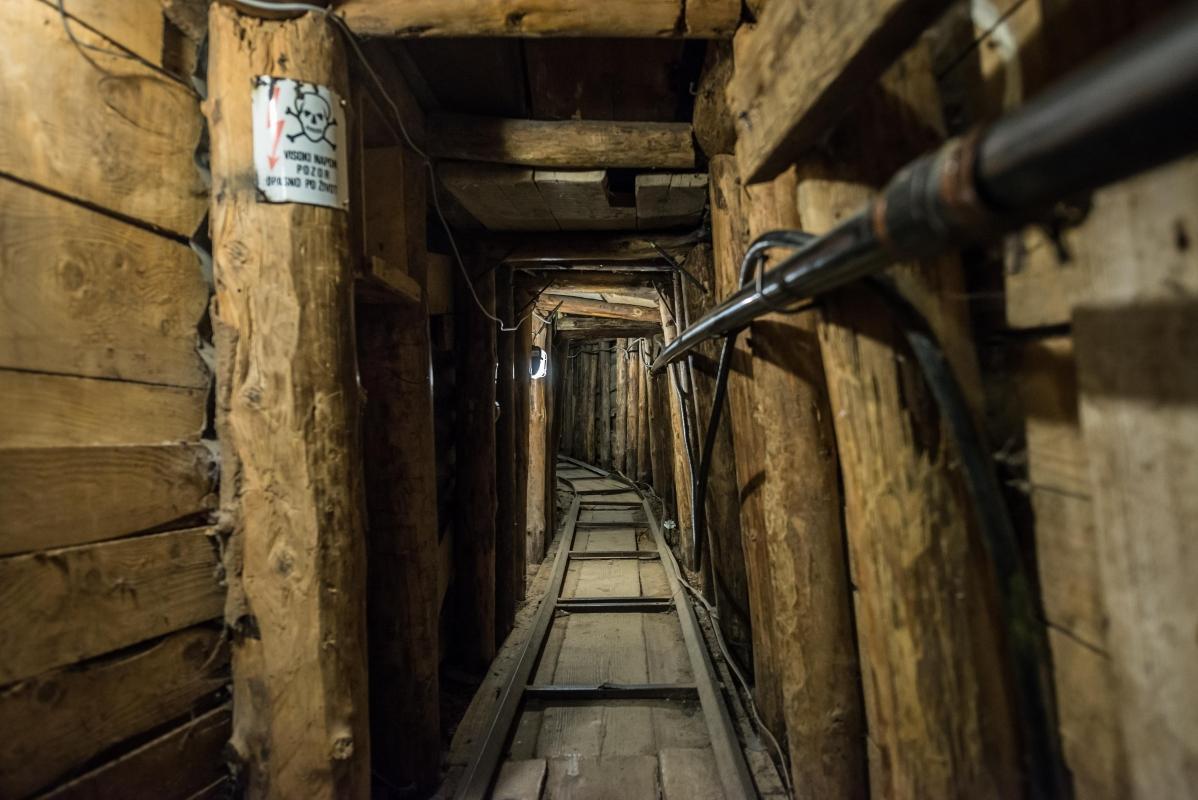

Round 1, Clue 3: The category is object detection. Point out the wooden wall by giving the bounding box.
[703,0,1196,797]
[0,1,226,798]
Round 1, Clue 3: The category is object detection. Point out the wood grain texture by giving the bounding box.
[429,115,694,169]
[439,162,558,231]
[363,145,427,287]
[742,168,866,798]
[526,325,551,565]
[0,528,224,685]
[499,231,696,265]
[1072,156,1198,800]
[0,370,205,448]
[540,295,658,322]
[533,170,637,231]
[729,0,951,182]
[1,630,227,799]
[453,252,498,669]
[707,155,784,739]
[357,302,442,793]
[558,317,660,339]
[693,42,737,158]
[40,703,231,800]
[659,312,696,572]
[44,0,167,66]
[804,49,1019,797]
[496,273,519,640]
[339,0,739,38]
[0,444,217,556]
[0,1,205,235]
[206,7,370,798]
[635,173,709,229]
[0,179,208,388]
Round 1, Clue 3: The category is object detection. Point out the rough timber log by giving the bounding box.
[526,324,551,565]
[729,0,952,182]
[538,294,659,322]
[659,311,696,572]
[338,0,741,38]
[707,154,785,739]
[357,303,441,793]
[741,165,866,799]
[495,271,518,641]
[207,7,369,797]
[802,48,1020,797]
[428,115,695,169]
[454,253,498,670]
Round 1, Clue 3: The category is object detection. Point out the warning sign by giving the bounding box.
[252,77,348,209]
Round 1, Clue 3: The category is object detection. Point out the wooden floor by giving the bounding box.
[462,458,739,799]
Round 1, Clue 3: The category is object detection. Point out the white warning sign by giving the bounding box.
[252,76,348,209]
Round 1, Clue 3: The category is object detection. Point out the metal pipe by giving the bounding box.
[652,2,1198,372]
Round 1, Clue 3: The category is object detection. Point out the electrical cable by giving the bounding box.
[226,0,541,333]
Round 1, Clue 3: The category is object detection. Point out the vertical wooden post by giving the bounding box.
[357,302,441,793]
[636,343,652,484]
[513,305,532,602]
[802,49,1019,796]
[207,7,369,797]
[613,338,629,470]
[646,337,677,513]
[625,342,642,476]
[495,269,517,642]
[659,313,696,568]
[597,345,612,468]
[454,252,497,670]
[708,154,785,739]
[526,325,550,565]
[583,345,599,465]
[739,168,867,798]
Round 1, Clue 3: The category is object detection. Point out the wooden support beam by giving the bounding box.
[535,273,666,297]
[496,270,518,641]
[805,49,1019,796]
[597,346,612,468]
[693,41,736,158]
[679,245,752,660]
[636,343,652,483]
[613,340,629,472]
[557,317,661,339]
[338,0,741,38]
[728,0,953,183]
[741,165,867,795]
[207,8,370,797]
[428,115,694,169]
[498,231,697,265]
[538,294,659,322]
[357,301,441,794]
[526,325,551,565]
[514,305,532,601]
[659,311,696,571]
[646,343,677,513]
[533,170,637,230]
[453,252,498,670]
[635,173,709,229]
[707,154,785,738]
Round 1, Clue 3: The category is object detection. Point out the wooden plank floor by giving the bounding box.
[493,460,727,800]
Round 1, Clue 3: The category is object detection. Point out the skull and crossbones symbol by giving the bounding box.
[286,84,336,148]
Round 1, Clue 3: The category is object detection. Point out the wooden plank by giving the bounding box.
[339,0,739,38]
[635,173,709,229]
[499,231,695,265]
[729,0,953,183]
[541,293,661,320]
[558,317,661,339]
[660,747,724,800]
[693,42,736,158]
[38,702,230,800]
[0,0,205,236]
[363,145,428,287]
[0,444,217,556]
[0,528,224,685]
[429,115,694,169]
[526,325,551,565]
[453,252,499,669]
[804,48,1020,796]
[493,758,547,800]
[207,8,370,798]
[0,370,205,447]
[533,170,637,231]
[543,754,659,797]
[0,179,208,388]
[0,629,227,799]
[438,162,558,231]
[44,0,166,68]
[357,302,442,793]
[707,154,784,738]
[1072,158,1198,799]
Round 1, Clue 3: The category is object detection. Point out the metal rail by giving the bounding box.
[454,457,757,798]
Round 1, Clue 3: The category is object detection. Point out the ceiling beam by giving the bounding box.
[557,316,662,339]
[729,0,952,182]
[497,231,698,265]
[428,115,694,169]
[518,270,668,295]
[538,295,660,322]
[337,0,741,39]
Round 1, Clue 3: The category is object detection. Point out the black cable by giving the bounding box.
[864,276,1069,800]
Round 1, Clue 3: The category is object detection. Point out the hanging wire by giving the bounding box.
[226,0,546,333]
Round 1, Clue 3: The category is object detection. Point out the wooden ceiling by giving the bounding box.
[383,37,709,232]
